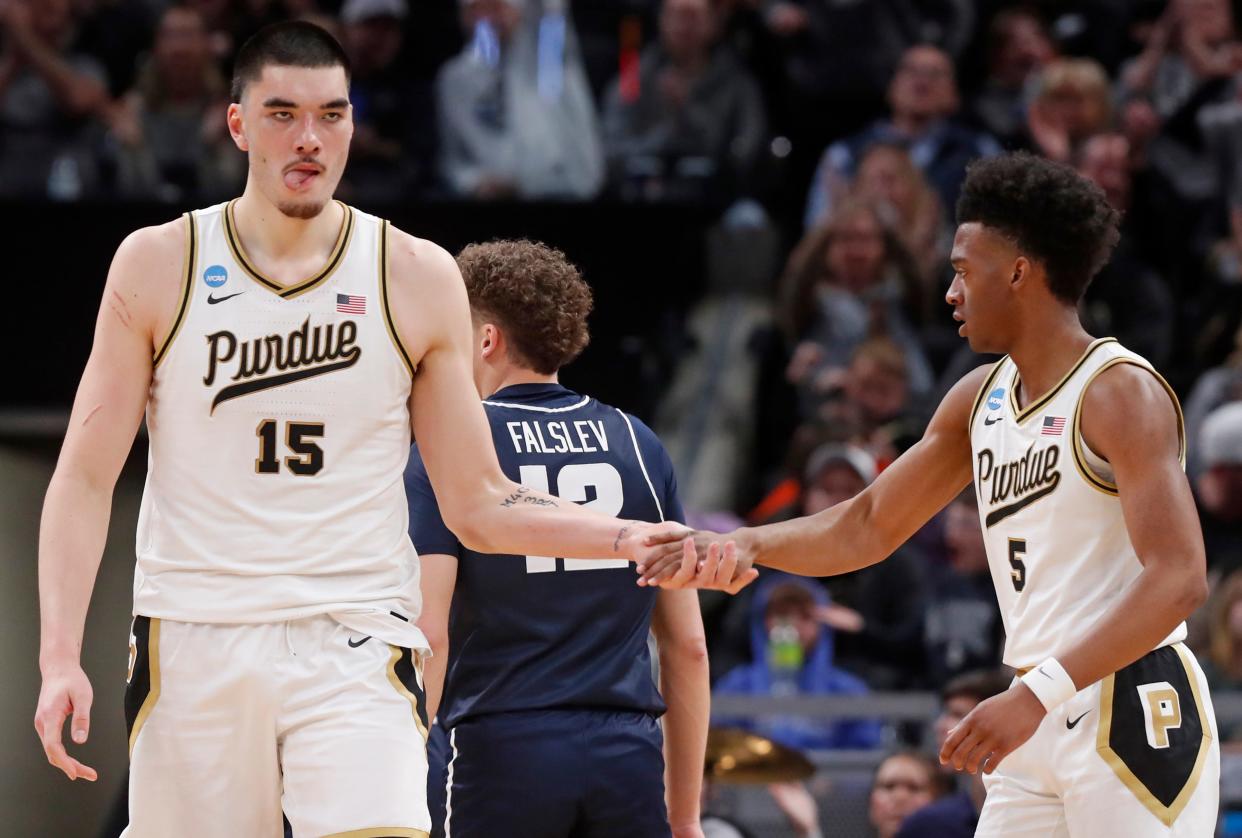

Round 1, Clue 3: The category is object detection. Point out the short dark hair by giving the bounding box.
[230,21,351,103]
[956,151,1120,304]
[457,240,593,375]
[941,669,1012,705]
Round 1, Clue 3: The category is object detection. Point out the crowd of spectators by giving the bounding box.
[11,0,1242,829]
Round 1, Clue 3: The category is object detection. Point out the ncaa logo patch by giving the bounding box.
[203,265,228,288]
[986,388,1005,412]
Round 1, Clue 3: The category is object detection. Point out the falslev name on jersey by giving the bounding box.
[505,419,611,455]
[976,440,1062,528]
[203,317,361,412]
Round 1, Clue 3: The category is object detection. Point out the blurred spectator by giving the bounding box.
[971,8,1055,148]
[571,2,658,98]
[1074,132,1174,368]
[436,0,604,200]
[849,142,948,295]
[804,45,1000,230]
[182,0,242,66]
[1119,0,1240,124]
[766,780,822,838]
[0,0,109,198]
[108,5,240,202]
[1024,58,1112,163]
[896,670,1011,838]
[758,0,974,154]
[796,442,929,690]
[600,0,766,203]
[1117,0,1240,208]
[1192,197,1242,370]
[73,0,155,97]
[779,202,934,417]
[715,573,883,750]
[1196,401,1242,576]
[923,490,1004,687]
[337,0,436,200]
[1186,326,1242,472]
[869,750,944,838]
[819,338,926,466]
[1203,569,1242,691]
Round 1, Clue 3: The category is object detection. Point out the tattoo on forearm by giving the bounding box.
[614,524,633,553]
[523,496,557,507]
[499,485,558,508]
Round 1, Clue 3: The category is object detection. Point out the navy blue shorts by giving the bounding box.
[428,708,671,838]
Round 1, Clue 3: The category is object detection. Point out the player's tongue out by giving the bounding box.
[284,167,318,189]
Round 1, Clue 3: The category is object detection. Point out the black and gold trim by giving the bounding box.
[124,616,161,757]
[153,213,196,367]
[968,358,1008,430]
[1071,358,1187,496]
[1008,337,1117,424]
[379,220,416,377]
[223,199,354,299]
[321,829,429,837]
[1096,643,1212,827]
[386,644,429,742]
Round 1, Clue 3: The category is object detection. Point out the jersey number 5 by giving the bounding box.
[255,419,324,476]
[1008,538,1027,592]
[520,463,629,573]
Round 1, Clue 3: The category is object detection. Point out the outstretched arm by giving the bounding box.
[388,229,684,562]
[36,220,185,781]
[942,363,1207,775]
[638,365,988,588]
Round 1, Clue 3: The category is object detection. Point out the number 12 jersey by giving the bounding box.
[404,383,684,728]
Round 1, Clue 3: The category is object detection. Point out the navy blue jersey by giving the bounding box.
[405,383,684,729]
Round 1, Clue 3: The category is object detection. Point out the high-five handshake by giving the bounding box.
[635,529,757,594]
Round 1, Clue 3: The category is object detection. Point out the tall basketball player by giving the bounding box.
[409,240,708,838]
[641,152,1219,836]
[33,22,681,838]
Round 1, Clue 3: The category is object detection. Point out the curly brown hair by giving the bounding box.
[456,239,594,375]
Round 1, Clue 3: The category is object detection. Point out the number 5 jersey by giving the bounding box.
[967,337,1188,671]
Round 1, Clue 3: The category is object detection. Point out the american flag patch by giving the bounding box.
[336,293,366,314]
[1041,416,1066,436]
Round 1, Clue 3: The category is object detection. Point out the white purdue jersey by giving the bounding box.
[133,201,425,646]
[968,337,1187,670]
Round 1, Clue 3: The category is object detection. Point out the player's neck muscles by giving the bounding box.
[1008,319,1094,411]
[232,190,345,262]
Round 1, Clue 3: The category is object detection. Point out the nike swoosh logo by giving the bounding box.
[984,475,1061,528]
[207,291,244,305]
[210,355,360,413]
[984,416,1002,425]
[1039,666,1054,679]
[347,636,372,648]
[1067,711,1090,729]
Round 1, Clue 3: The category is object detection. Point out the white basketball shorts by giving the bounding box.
[122,614,431,838]
[977,643,1219,837]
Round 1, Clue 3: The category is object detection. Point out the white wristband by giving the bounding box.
[1020,658,1078,712]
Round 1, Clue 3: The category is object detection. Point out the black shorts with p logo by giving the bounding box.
[1096,643,1213,827]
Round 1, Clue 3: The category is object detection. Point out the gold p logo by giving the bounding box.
[1138,682,1181,749]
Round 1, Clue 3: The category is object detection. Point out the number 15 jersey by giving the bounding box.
[968,338,1187,671]
[133,201,424,637]
[404,383,684,729]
